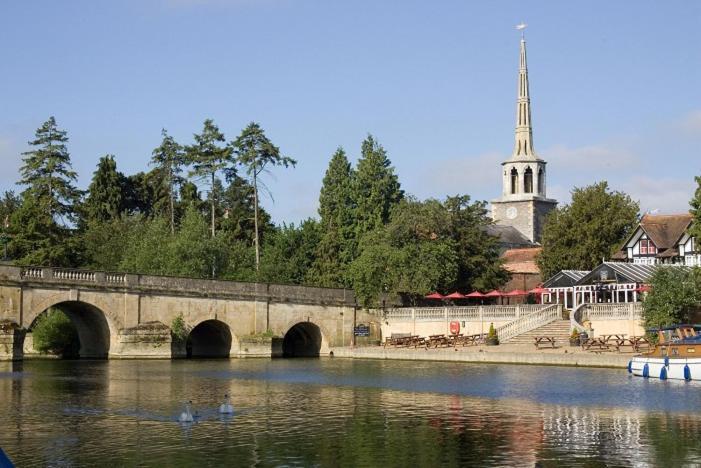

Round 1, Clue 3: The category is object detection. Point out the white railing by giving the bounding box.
[571,303,642,332]
[20,268,43,279]
[106,273,126,284]
[497,304,562,343]
[53,269,96,282]
[385,304,551,322]
[570,304,588,334]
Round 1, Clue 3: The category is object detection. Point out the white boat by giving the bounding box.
[628,324,701,381]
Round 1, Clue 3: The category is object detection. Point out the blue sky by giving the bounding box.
[1,1,700,224]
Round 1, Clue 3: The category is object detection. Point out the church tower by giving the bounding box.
[491,31,557,244]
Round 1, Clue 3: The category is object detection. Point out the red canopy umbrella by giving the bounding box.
[528,286,550,295]
[465,291,486,298]
[505,289,528,296]
[484,290,503,297]
[425,292,444,299]
[444,291,466,299]
[635,284,651,293]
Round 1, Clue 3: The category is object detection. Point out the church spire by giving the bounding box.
[512,31,537,160]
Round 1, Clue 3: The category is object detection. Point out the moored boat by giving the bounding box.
[629,324,701,381]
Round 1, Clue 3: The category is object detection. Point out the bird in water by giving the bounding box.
[219,394,234,414]
[179,400,194,422]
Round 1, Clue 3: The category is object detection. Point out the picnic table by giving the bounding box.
[384,335,424,348]
[534,336,557,349]
[581,337,613,352]
[611,335,649,353]
[427,334,451,348]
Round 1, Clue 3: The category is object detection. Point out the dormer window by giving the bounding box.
[640,239,657,255]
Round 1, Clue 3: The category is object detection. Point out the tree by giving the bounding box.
[310,148,356,287]
[80,215,143,271]
[232,122,296,272]
[151,129,185,233]
[82,155,125,224]
[352,135,403,240]
[18,116,80,222]
[537,181,639,279]
[642,267,701,330]
[445,195,509,292]
[219,173,272,245]
[167,207,228,278]
[349,198,459,307]
[185,119,233,238]
[0,192,19,260]
[31,307,80,358]
[689,175,701,240]
[259,219,320,285]
[118,216,173,275]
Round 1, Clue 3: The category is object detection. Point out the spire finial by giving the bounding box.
[511,25,537,160]
[516,22,527,40]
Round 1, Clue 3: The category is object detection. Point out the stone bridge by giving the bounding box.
[0,265,380,361]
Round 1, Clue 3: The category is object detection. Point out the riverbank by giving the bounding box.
[331,344,633,368]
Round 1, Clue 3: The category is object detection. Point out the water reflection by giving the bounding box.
[0,359,699,467]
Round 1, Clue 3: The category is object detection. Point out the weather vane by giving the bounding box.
[515,22,527,39]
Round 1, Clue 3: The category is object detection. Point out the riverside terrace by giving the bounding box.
[0,265,371,361]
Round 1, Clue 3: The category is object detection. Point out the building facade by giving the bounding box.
[491,35,557,244]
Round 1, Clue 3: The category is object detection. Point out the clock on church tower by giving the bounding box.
[491,30,557,244]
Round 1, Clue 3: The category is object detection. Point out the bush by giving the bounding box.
[32,308,79,358]
[171,313,189,343]
[643,267,701,329]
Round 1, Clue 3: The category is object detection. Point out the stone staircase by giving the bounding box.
[504,319,572,345]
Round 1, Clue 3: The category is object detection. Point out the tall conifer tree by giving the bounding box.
[151,129,185,233]
[185,119,232,238]
[19,116,80,222]
[232,122,296,272]
[352,134,403,240]
[310,147,356,287]
[83,155,125,223]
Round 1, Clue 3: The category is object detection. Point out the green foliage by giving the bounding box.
[259,219,320,285]
[352,135,403,239]
[79,215,143,270]
[310,147,356,287]
[19,116,80,222]
[82,155,126,224]
[170,313,188,343]
[537,181,639,279]
[690,175,701,240]
[32,307,79,357]
[151,129,185,233]
[642,267,701,329]
[186,119,233,237]
[444,195,509,292]
[232,122,296,271]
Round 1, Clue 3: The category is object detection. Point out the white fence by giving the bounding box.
[571,303,643,333]
[385,304,553,322]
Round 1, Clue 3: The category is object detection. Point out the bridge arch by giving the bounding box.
[27,300,114,359]
[186,319,233,358]
[281,321,330,357]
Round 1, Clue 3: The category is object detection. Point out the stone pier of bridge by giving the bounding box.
[0,265,380,361]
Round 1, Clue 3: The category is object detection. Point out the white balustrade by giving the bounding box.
[106,273,126,284]
[53,269,95,282]
[385,304,550,323]
[496,304,561,342]
[20,268,43,279]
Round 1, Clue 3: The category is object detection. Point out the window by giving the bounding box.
[639,239,657,255]
[538,168,544,194]
[510,168,518,194]
[524,167,533,193]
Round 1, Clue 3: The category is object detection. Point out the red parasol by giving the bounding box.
[425,292,445,299]
[484,290,504,297]
[528,286,550,295]
[465,291,486,298]
[505,289,528,296]
[635,284,651,293]
[444,291,466,299]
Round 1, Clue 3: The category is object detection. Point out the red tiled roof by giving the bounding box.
[501,247,541,274]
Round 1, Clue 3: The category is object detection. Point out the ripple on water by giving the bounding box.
[0,359,700,467]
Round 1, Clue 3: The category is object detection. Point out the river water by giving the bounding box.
[1,358,700,467]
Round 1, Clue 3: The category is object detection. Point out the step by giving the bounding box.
[503,320,572,344]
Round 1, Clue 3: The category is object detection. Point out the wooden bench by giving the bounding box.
[534,336,557,349]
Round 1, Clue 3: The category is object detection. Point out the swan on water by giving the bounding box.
[179,400,194,422]
[219,394,234,414]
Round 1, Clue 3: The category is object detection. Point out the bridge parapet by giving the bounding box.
[0,265,356,307]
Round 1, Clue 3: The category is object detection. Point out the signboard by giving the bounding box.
[354,324,370,337]
[450,321,460,335]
